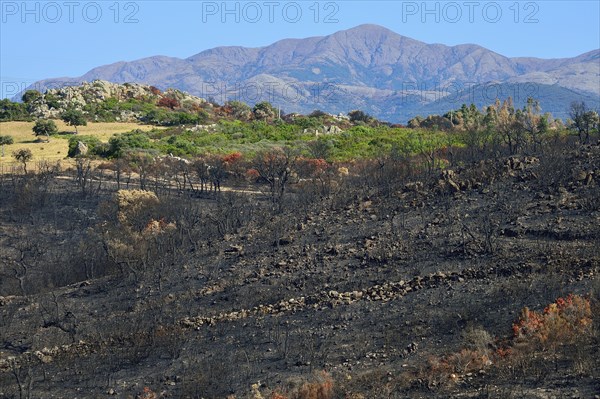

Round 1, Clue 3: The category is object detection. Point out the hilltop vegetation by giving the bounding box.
[4,80,209,125]
[2,81,598,170]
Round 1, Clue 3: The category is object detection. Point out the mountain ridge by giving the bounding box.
[19,24,600,122]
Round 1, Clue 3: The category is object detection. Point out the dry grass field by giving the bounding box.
[0,121,160,170]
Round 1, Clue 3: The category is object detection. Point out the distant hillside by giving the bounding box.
[413,83,600,121]
[19,24,600,122]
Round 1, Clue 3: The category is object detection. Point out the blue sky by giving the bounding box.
[1,1,599,98]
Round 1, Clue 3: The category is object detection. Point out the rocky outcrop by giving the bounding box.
[26,80,206,121]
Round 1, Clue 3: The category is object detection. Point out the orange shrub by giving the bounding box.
[296,157,330,179]
[246,168,260,181]
[495,347,512,358]
[262,372,333,399]
[223,151,243,165]
[137,386,158,399]
[512,294,592,348]
[416,294,593,389]
[424,347,492,387]
[294,372,333,399]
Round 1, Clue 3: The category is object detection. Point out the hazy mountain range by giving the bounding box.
[20,24,600,122]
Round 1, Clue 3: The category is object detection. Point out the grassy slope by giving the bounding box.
[0,121,160,168]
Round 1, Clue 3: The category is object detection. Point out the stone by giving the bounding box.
[41,354,53,363]
[575,170,587,181]
[321,125,342,134]
[224,244,243,253]
[73,141,88,156]
[447,179,461,193]
[273,236,293,246]
[406,342,418,353]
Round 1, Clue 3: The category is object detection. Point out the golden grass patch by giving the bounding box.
[0,121,161,170]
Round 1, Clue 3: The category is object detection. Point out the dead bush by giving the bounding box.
[252,371,334,399]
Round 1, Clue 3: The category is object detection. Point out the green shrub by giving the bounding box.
[32,119,58,138]
[160,135,198,156]
[108,131,154,158]
[0,135,14,145]
[44,93,61,110]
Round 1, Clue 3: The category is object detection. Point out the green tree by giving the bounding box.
[21,90,42,104]
[306,138,334,160]
[459,104,484,132]
[586,111,600,138]
[225,100,252,120]
[568,101,599,144]
[0,135,14,157]
[0,99,30,121]
[489,98,525,154]
[417,115,453,131]
[408,115,424,128]
[44,93,61,109]
[253,101,277,122]
[348,109,372,124]
[32,119,58,142]
[21,90,44,114]
[452,104,487,158]
[13,148,33,174]
[61,108,87,134]
[516,98,545,151]
[172,112,200,126]
[308,109,327,118]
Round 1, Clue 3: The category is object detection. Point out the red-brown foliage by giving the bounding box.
[246,168,260,181]
[137,386,158,399]
[512,294,592,348]
[263,372,334,399]
[223,152,243,165]
[157,97,180,109]
[296,157,330,179]
[149,86,162,95]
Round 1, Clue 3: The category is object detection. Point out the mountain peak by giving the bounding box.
[17,24,599,122]
[332,23,418,42]
[343,23,396,33]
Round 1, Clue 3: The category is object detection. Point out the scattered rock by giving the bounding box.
[224,244,243,253]
[73,141,88,156]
